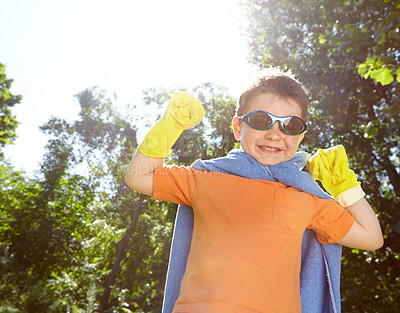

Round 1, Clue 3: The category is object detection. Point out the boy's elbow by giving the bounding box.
[340,222,384,251]
[124,152,161,196]
[343,237,384,251]
[371,224,384,250]
[124,173,135,190]
[364,232,384,251]
[125,172,141,192]
[124,158,143,191]
[372,234,384,250]
[124,170,154,197]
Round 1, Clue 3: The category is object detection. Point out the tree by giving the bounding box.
[0,65,98,312]
[0,151,96,312]
[242,0,400,311]
[355,0,400,86]
[40,87,173,312]
[0,63,21,154]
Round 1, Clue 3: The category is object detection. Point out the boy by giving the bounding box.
[125,68,383,313]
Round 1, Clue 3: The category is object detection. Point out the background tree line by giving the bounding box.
[0,0,399,312]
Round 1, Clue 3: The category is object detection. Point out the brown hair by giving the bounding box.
[236,67,309,121]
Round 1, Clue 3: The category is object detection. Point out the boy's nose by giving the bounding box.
[264,122,282,140]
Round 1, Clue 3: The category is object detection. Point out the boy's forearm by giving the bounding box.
[125,151,163,196]
[339,197,384,250]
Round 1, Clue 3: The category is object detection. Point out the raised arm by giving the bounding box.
[308,145,384,250]
[125,91,205,196]
[337,197,383,250]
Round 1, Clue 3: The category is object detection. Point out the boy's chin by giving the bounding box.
[256,155,293,166]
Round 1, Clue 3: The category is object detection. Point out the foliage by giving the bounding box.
[242,0,400,311]
[196,82,238,158]
[354,0,400,86]
[0,161,94,312]
[40,88,171,312]
[0,86,154,312]
[0,63,21,154]
[358,56,400,86]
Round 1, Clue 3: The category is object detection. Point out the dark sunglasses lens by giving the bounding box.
[283,117,305,134]
[249,112,272,129]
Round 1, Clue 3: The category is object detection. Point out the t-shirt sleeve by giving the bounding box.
[152,165,198,206]
[308,197,355,244]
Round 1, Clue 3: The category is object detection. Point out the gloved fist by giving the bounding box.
[165,91,205,130]
[138,91,205,158]
[307,145,365,207]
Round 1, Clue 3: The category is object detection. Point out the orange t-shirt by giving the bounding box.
[153,165,354,313]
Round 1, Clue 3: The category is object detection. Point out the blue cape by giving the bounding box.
[161,149,342,313]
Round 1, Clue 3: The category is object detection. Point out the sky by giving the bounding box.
[0,0,255,175]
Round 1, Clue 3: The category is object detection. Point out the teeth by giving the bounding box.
[260,146,279,151]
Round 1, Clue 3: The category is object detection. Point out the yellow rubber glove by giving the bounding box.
[138,91,205,157]
[307,145,365,207]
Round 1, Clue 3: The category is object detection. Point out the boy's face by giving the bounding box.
[232,92,305,166]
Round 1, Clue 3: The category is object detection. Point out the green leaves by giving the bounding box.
[372,68,394,85]
[0,63,21,152]
[363,120,379,139]
[318,34,327,44]
[358,57,396,86]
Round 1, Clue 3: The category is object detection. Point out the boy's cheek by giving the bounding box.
[288,137,301,147]
[290,134,304,149]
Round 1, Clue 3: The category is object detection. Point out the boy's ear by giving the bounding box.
[232,116,241,140]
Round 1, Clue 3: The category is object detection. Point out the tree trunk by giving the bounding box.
[384,154,400,199]
[359,138,400,200]
[100,195,145,311]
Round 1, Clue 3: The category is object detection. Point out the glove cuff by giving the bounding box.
[335,184,366,207]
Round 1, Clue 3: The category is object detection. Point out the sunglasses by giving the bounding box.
[238,110,307,135]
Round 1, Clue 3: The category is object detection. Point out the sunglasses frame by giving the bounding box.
[238,110,307,135]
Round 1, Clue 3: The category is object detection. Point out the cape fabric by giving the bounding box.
[161,149,343,313]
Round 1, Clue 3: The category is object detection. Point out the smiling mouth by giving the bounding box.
[258,145,281,152]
